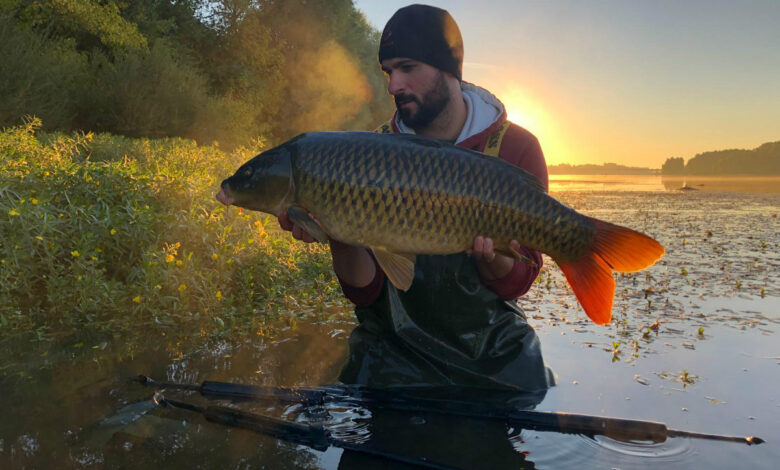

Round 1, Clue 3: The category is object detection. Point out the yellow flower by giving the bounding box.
[71,250,80,258]
[110,228,117,235]
[211,253,218,260]
[215,291,223,300]
[175,260,183,267]
[91,256,98,261]
[35,236,43,241]
[154,284,162,290]
[8,208,20,216]
[178,284,187,292]
[30,198,38,205]
[166,254,175,263]
[44,171,50,177]
[133,295,142,303]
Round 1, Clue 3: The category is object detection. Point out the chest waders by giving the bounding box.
[337,122,554,391]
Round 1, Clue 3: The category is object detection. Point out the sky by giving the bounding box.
[354,0,780,167]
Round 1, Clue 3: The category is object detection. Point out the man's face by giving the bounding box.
[381,58,451,130]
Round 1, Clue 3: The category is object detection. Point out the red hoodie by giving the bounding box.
[339,82,548,306]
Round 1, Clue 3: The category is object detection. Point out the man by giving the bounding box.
[280,4,553,391]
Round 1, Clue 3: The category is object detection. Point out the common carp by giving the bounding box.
[216,131,664,325]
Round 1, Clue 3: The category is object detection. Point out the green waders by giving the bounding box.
[339,253,555,391]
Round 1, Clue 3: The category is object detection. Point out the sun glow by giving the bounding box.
[499,87,570,165]
[503,89,541,134]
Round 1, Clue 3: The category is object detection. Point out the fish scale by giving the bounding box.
[218,131,664,324]
[289,133,591,259]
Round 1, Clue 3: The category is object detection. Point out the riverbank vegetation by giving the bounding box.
[1,0,388,349]
[0,0,392,148]
[1,119,348,347]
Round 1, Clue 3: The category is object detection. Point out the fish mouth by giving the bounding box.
[216,187,234,206]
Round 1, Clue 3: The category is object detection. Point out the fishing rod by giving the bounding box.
[153,392,465,470]
[138,375,764,446]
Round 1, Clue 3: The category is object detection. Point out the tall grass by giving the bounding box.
[0,119,345,345]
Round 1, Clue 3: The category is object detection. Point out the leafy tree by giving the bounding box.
[661,157,685,175]
[0,13,87,129]
[0,0,393,146]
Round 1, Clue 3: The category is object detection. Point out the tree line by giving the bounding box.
[0,0,394,148]
[548,163,657,175]
[661,141,780,175]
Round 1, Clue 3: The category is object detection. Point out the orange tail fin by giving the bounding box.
[558,218,665,325]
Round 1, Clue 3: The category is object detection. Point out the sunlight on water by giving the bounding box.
[550,174,780,193]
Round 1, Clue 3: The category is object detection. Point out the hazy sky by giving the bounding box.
[354,0,780,167]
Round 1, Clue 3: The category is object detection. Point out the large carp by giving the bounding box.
[216,131,664,325]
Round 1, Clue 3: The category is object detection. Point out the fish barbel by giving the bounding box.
[216,131,664,324]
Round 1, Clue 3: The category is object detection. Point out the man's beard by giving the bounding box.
[395,71,450,130]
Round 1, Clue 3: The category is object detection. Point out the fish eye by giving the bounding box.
[243,168,252,177]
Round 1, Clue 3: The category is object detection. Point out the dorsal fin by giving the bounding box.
[387,133,448,149]
[514,167,546,192]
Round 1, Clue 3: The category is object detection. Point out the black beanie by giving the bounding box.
[378,4,464,81]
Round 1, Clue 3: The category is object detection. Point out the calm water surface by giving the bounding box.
[1,176,778,469]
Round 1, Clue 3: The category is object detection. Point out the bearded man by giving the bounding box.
[281,4,554,391]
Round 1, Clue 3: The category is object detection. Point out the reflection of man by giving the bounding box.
[280,4,553,391]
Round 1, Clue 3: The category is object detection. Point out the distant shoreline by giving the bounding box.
[548,163,658,175]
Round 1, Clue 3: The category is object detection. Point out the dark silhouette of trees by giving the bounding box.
[661,157,684,175]
[661,142,780,175]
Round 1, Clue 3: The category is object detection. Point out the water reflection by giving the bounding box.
[2,188,777,469]
[660,176,780,193]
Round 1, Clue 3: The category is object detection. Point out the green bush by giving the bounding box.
[0,120,345,342]
[79,40,214,139]
[0,15,87,130]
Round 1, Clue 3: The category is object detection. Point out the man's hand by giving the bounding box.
[468,235,521,281]
[277,211,325,243]
[278,211,377,287]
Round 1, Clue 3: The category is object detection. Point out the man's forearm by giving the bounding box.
[329,240,376,288]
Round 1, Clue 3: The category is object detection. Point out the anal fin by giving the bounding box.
[372,249,416,291]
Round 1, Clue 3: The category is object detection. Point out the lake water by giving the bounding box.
[1,176,778,469]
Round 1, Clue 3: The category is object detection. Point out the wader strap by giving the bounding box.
[375,120,395,134]
[483,121,510,157]
[374,119,510,158]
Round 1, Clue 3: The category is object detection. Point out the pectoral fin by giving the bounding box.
[287,206,328,243]
[372,249,416,291]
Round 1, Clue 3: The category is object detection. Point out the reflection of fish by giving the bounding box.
[216,132,664,324]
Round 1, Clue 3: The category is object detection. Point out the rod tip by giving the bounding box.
[746,436,764,445]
